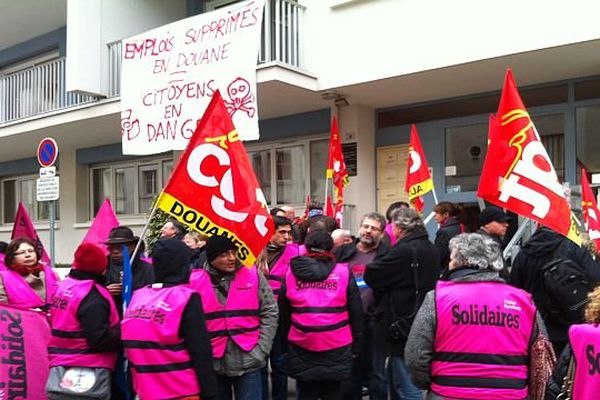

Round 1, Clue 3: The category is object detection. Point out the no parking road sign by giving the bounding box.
[37,137,58,168]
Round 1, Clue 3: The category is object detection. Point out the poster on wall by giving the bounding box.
[120,0,266,155]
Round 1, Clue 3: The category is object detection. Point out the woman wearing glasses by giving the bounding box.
[0,237,59,310]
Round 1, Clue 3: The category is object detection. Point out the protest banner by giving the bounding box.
[0,303,50,400]
[405,125,434,212]
[326,117,349,226]
[156,90,273,266]
[121,0,265,155]
[477,69,580,244]
[11,202,51,266]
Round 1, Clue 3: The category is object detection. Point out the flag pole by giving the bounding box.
[323,176,330,213]
[129,192,162,265]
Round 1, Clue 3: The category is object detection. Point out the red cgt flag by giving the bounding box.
[581,169,600,248]
[156,91,274,266]
[405,125,434,212]
[326,117,348,214]
[477,69,580,244]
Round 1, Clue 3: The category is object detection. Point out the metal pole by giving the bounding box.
[423,210,436,225]
[502,218,532,261]
[49,200,55,268]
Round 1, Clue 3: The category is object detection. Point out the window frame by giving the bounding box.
[89,157,173,218]
[247,134,328,207]
[1,174,61,224]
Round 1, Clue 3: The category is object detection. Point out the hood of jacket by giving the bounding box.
[290,255,335,282]
[519,227,564,258]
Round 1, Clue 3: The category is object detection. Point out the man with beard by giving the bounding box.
[337,212,390,400]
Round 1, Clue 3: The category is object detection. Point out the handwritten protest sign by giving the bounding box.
[121,0,265,155]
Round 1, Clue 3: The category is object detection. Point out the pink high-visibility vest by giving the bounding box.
[569,323,600,400]
[266,243,301,300]
[298,244,307,256]
[189,266,260,358]
[432,280,535,399]
[122,285,200,400]
[285,262,352,352]
[48,277,119,369]
[385,223,397,246]
[0,265,59,309]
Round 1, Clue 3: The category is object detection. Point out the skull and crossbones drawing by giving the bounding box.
[224,77,256,118]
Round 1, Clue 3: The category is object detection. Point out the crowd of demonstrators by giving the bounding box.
[511,225,600,356]
[432,201,466,272]
[0,237,59,309]
[279,230,364,400]
[365,207,441,400]
[6,198,600,399]
[406,233,548,400]
[189,235,279,400]
[336,212,389,400]
[547,285,600,399]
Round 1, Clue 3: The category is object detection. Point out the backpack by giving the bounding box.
[541,245,593,325]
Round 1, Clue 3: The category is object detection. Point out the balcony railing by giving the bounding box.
[107,0,305,98]
[0,57,99,124]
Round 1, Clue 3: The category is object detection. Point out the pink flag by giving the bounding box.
[11,202,51,266]
[82,198,120,255]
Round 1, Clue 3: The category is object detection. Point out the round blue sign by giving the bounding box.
[37,138,58,167]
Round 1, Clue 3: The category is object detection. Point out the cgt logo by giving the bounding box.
[186,140,268,237]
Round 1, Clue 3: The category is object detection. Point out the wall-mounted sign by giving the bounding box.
[342,142,357,176]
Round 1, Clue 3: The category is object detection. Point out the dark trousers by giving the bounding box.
[297,380,341,400]
[261,331,288,400]
[217,370,262,400]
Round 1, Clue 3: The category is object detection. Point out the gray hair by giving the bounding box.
[448,233,503,271]
[392,208,424,233]
[361,212,386,230]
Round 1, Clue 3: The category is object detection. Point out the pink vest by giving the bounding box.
[122,285,200,399]
[189,266,260,358]
[432,280,535,399]
[0,265,59,309]
[266,243,301,300]
[569,323,600,400]
[0,254,5,271]
[285,262,353,352]
[48,277,119,369]
[298,244,307,256]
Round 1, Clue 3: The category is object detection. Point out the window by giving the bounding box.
[1,175,60,223]
[90,158,172,216]
[576,105,600,182]
[248,137,328,206]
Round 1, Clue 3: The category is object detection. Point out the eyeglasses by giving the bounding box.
[14,249,36,256]
[361,224,383,232]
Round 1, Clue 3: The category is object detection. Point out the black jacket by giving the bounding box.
[106,253,154,315]
[279,255,364,381]
[546,344,572,400]
[364,229,441,356]
[511,227,600,343]
[190,247,207,270]
[434,216,463,269]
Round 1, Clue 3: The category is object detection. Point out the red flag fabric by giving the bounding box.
[477,69,580,244]
[326,117,348,213]
[156,91,274,266]
[581,169,600,248]
[303,194,311,219]
[325,195,335,218]
[81,198,120,255]
[405,125,434,212]
[11,202,51,266]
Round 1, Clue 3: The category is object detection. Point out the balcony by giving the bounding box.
[0,0,305,124]
[0,57,99,124]
[108,0,306,98]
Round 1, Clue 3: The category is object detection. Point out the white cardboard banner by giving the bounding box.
[121,0,265,155]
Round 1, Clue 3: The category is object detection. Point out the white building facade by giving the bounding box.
[1,0,600,263]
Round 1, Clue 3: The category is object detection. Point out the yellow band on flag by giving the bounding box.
[407,178,434,201]
[156,192,258,266]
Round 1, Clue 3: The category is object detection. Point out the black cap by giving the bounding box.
[104,226,138,244]
[205,236,238,263]
[479,206,510,226]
